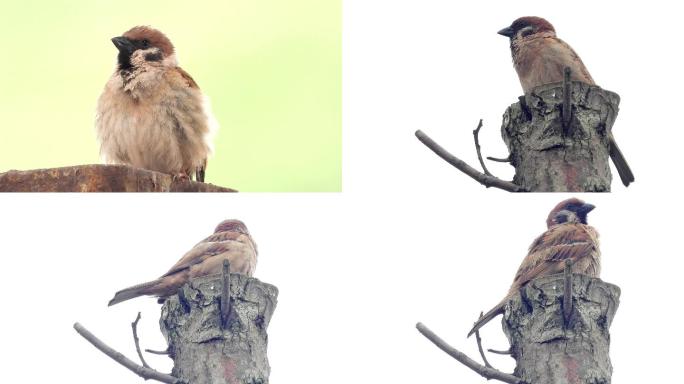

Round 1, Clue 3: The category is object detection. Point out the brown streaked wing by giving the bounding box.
[196,232,258,255]
[512,224,596,287]
[176,66,199,89]
[547,37,595,84]
[160,241,240,278]
[197,231,245,244]
[527,223,593,253]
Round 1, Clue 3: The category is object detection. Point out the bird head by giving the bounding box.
[214,219,250,235]
[498,16,556,41]
[547,198,595,227]
[112,26,175,71]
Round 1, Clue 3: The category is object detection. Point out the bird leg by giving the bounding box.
[172,172,191,183]
[195,166,206,183]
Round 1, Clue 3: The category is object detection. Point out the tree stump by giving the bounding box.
[503,274,620,384]
[0,164,236,192]
[502,82,620,192]
[160,273,278,384]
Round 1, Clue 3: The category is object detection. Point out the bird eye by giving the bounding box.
[142,39,150,48]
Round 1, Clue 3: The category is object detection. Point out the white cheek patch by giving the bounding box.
[130,48,163,67]
[518,26,536,38]
[163,53,179,67]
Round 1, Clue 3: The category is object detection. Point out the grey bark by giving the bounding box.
[502,82,620,192]
[160,273,278,384]
[502,274,620,384]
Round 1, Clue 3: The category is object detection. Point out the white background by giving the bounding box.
[2,0,684,383]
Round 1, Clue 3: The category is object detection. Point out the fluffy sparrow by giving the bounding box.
[96,26,217,182]
[498,17,634,186]
[108,219,257,306]
[467,198,600,336]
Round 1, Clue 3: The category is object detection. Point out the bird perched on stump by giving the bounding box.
[467,198,600,336]
[497,16,634,186]
[108,219,257,306]
[96,26,217,182]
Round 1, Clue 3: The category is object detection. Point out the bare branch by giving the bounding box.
[416,322,525,384]
[487,348,512,355]
[74,322,184,384]
[221,259,232,328]
[472,119,492,176]
[486,156,511,163]
[474,312,492,368]
[145,348,170,355]
[563,259,573,324]
[415,130,526,192]
[131,312,150,368]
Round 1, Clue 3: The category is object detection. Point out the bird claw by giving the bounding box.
[172,173,191,183]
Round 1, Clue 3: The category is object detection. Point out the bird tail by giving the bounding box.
[609,135,634,187]
[108,279,162,306]
[467,300,506,337]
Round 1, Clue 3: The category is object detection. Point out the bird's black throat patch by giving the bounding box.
[117,51,133,71]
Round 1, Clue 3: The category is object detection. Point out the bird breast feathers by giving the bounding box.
[514,34,595,91]
[513,224,599,287]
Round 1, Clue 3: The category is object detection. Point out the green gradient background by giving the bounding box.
[0,0,341,191]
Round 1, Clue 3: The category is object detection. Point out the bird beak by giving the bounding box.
[111,36,135,53]
[497,26,514,38]
[579,203,596,214]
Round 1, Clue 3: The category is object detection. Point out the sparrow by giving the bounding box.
[467,198,600,336]
[498,16,634,187]
[108,219,257,306]
[96,26,217,182]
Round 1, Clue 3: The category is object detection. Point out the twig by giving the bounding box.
[486,155,511,163]
[74,322,184,384]
[221,259,231,328]
[562,67,572,135]
[474,312,492,368]
[415,130,527,192]
[472,119,492,176]
[488,348,512,355]
[416,322,525,384]
[563,259,573,324]
[145,348,170,355]
[131,312,150,368]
